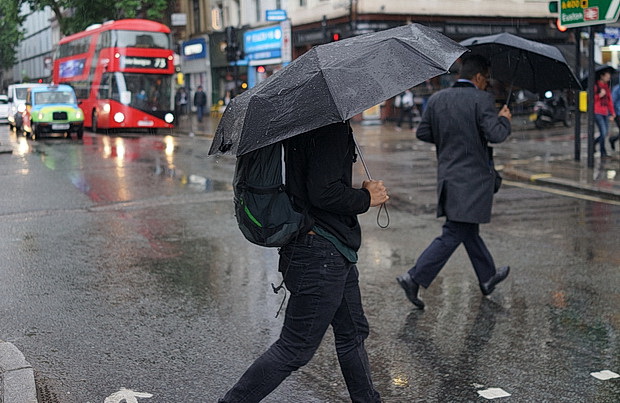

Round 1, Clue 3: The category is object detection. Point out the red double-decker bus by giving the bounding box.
[53,19,175,132]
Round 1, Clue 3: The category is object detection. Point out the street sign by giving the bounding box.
[559,0,620,28]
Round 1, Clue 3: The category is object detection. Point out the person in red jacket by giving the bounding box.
[594,70,616,159]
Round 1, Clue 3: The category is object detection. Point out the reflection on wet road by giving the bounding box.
[0,124,617,402]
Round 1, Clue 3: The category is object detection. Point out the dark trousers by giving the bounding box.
[196,105,205,122]
[397,107,414,129]
[408,220,496,288]
[219,234,381,403]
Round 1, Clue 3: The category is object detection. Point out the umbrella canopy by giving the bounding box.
[580,64,617,89]
[460,32,581,95]
[209,23,467,156]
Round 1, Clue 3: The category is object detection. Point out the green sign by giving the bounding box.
[559,0,620,28]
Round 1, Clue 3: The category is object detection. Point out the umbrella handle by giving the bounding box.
[354,138,390,228]
[355,141,372,180]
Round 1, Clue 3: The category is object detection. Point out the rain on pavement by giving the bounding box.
[0,119,618,402]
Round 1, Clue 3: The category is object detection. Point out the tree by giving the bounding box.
[0,0,26,70]
[0,0,172,73]
[24,0,171,36]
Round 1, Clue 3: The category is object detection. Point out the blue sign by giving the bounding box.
[266,9,287,21]
[182,38,207,60]
[244,26,283,58]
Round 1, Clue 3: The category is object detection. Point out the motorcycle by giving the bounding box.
[531,91,571,129]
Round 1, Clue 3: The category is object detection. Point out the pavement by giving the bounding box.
[0,112,618,402]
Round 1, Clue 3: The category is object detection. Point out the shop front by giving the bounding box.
[180,36,212,110]
[243,21,292,89]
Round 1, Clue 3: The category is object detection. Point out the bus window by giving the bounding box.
[115,30,170,49]
[98,74,110,99]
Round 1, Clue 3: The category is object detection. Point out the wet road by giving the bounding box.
[0,122,618,402]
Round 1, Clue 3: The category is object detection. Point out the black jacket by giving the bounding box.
[284,122,370,251]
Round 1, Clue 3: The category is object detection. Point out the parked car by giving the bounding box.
[21,84,84,140]
[7,83,47,131]
[0,95,8,123]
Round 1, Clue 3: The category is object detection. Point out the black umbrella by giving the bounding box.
[460,33,581,97]
[579,64,617,89]
[209,23,467,156]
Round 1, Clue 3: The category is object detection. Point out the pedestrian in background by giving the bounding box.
[219,121,387,403]
[594,70,615,159]
[175,87,188,117]
[193,85,207,123]
[610,78,620,151]
[396,88,416,131]
[396,54,512,309]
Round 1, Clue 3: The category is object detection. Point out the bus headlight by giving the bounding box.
[164,113,174,124]
[113,112,125,123]
[103,103,111,113]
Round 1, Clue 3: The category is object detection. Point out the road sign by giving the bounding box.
[559,0,620,28]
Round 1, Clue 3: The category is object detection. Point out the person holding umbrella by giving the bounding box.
[594,70,616,159]
[396,54,512,309]
[219,122,388,402]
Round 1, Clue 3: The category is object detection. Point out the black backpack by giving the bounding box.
[232,142,305,247]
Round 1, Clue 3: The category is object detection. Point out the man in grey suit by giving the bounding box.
[397,54,512,309]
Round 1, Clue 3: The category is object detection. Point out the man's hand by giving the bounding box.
[498,104,512,121]
[363,180,389,207]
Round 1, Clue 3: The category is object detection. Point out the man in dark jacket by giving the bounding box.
[193,85,207,122]
[397,54,512,309]
[219,121,387,402]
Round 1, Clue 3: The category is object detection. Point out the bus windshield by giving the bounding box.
[99,72,172,111]
[113,30,170,49]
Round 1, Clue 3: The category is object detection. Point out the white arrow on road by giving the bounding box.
[104,387,153,403]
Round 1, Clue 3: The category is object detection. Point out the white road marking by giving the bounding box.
[477,387,511,399]
[104,388,153,403]
[590,370,620,380]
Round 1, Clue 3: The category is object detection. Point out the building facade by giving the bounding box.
[5,0,610,108]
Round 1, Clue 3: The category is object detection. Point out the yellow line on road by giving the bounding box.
[502,180,620,206]
[529,173,552,181]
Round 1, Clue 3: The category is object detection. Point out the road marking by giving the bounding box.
[590,370,620,380]
[477,387,511,399]
[503,180,620,206]
[529,173,552,181]
[104,388,153,403]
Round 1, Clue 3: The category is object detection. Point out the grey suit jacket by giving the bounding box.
[416,82,511,223]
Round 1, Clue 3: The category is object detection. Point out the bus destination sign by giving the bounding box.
[121,56,169,70]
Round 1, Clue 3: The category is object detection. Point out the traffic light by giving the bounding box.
[331,32,341,42]
[548,1,558,13]
[225,26,239,62]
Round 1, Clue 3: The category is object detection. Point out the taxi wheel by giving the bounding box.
[76,128,83,140]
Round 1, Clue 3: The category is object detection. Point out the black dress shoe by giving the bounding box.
[480,266,510,296]
[396,273,425,309]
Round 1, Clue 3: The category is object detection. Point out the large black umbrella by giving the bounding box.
[209,23,467,156]
[460,32,581,96]
[579,64,617,89]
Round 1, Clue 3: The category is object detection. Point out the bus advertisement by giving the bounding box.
[53,19,175,132]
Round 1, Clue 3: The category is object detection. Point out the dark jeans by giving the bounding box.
[594,113,610,156]
[219,234,381,402]
[397,107,414,129]
[196,105,205,122]
[408,220,496,288]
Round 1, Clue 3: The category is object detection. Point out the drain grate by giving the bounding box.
[35,375,61,403]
